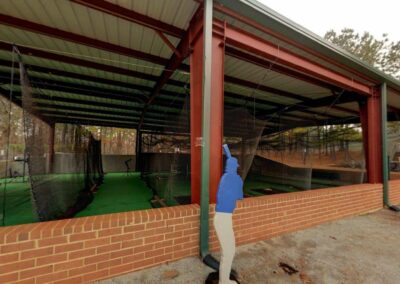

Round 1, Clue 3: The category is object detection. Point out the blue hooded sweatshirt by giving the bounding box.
[215,145,244,213]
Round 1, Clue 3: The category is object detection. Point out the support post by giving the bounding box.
[135,130,142,172]
[48,122,55,174]
[360,88,383,183]
[381,82,400,211]
[189,0,225,257]
[190,5,225,205]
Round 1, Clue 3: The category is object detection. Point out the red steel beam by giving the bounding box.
[0,14,168,66]
[0,42,165,84]
[138,8,203,130]
[225,46,338,92]
[0,42,354,117]
[156,31,182,58]
[223,22,373,96]
[214,3,379,85]
[71,0,185,38]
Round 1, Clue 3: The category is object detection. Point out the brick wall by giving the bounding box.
[209,183,383,250]
[0,205,199,283]
[389,180,400,204]
[0,184,384,283]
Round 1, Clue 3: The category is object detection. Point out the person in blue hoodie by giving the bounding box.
[214,144,243,284]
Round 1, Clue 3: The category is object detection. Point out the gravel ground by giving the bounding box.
[98,209,400,284]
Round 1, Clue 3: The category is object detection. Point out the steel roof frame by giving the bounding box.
[1,0,391,133]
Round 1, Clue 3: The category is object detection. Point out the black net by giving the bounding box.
[141,95,191,207]
[20,62,104,221]
[252,120,366,196]
[224,108,266,180]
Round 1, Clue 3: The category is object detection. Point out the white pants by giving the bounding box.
[214,212,236,284]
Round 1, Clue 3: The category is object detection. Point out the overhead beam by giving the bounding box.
[225,46,338,92]
[259,91,362,119]
[0,14,169,66]
[0,71,148,103]
[0,59,155,92]
[215,3,378,84]
[223,22,373,96]
[52,117,137,129]
[0,44,356,118]
[137,7,203,130]
[0,42,161,83]
[71,0,185,38]
[9,90,175,117]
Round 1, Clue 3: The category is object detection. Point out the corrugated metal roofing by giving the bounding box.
[0,0,398,132]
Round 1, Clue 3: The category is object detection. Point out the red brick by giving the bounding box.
[54,259,83,272]
[132,258,154,269]
[20,247,53,260]
[122,252,145,264]
[154,240,173,249]
[173,236,190,245]
[36,271,69,283]
[98,227,122,237]
[96,243,121,254]
[0,252,19,264]
[1,241,35,254]
[124,224,145,233]
[20,265,53,280]
[121,238,143,249]
[82,269,109,282]
[69,232,96,242]
[85,253,110,265]
[165,231,183,240]
[145,221,165,229]
[53,276,83,284]
[69,248,96,260]
[13,278,35,284]
[0,272,18,283]
[166,218,184,226]
[145,248,165,258]
[134,229,155,238]
[54,242,84,254]
[133,244,154,254]
[69,263,97,277]
[111,233,134,243]
[85,237,110,248]
[110,248,133,259]
[109,263,133,277]
[37,253,68,266]
[38,236,68,247]
[97,258,122,270]
[144,234,164,244]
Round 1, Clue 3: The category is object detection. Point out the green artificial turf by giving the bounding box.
[0,170,348,226]
[0,179,37,226]
[1,172,154,226]
[75,172,153,217]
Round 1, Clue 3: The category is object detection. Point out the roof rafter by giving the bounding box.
[137,7,203,130]
[70,0,185,38]
[0,14,169,66]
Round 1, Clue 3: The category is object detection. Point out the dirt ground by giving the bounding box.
[99,209,400,284]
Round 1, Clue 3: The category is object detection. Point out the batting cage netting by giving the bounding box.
[20,61,104,221]
[141,94,191,207]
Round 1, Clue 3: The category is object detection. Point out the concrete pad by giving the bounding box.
[98,209,400,284]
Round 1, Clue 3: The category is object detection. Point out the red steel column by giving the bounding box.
[190,28,203,204]
[190,21,225,204]
[360,88,383,183]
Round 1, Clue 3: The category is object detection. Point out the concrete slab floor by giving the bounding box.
[98,209,400,284]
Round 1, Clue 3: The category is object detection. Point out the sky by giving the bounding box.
[258,0,400,42]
